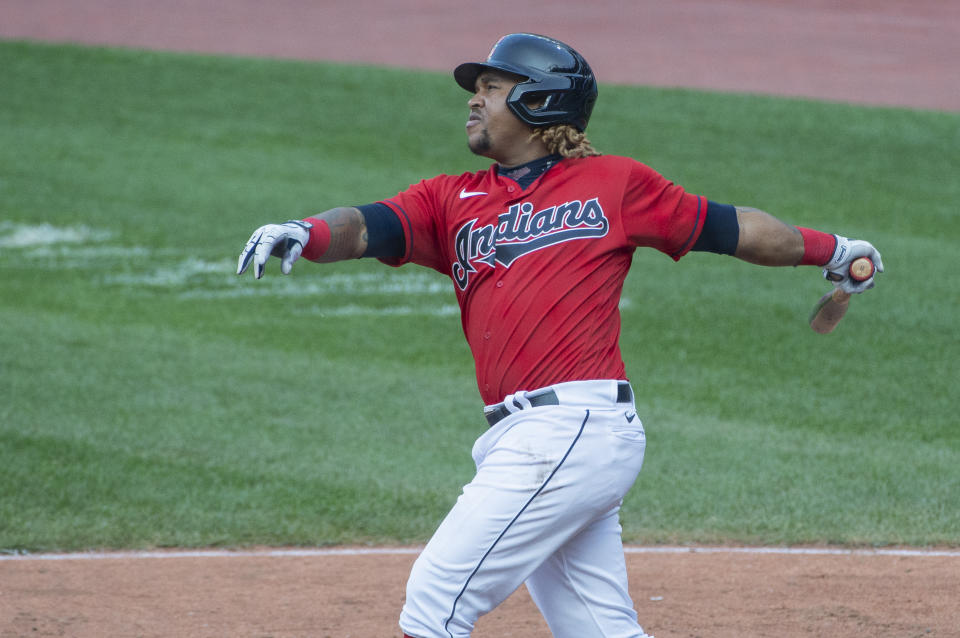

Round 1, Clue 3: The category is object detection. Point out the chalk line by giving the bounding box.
[3,545,959,562]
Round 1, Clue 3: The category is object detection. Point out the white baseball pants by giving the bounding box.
[400,379,652,638]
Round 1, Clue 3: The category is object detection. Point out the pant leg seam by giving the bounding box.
[441,410,592,637]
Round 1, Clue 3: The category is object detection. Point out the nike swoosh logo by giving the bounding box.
[459,189,488,199]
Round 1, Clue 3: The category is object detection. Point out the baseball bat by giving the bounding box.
[808,257,874,334]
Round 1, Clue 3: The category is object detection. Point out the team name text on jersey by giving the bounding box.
[452,197,609,290]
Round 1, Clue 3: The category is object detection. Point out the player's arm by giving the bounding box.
[237,204,404,279]
[732,206,803,266]
[692,202,883,293]
[305,206,370,262]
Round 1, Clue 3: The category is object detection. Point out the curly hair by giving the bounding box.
[530,124,601,159]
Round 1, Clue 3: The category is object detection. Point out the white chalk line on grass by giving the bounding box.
[0,222,111,247]
[3,546,959,562]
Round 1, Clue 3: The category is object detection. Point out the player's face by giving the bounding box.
[466,71,538,165]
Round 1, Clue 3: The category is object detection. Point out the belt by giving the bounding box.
[484,381,634,427]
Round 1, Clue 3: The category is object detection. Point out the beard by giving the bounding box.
[468,128,492,156]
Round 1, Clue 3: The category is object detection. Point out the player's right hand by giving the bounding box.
[237,220,312,279]
[823,235,884,294]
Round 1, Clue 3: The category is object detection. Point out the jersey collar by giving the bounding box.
[496,154,563,190]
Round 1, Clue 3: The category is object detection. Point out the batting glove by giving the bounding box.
[823,235,884,294]
[237,220,312,279]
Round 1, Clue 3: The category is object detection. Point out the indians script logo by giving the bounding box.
[452,197,609,290]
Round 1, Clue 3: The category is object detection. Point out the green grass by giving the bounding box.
[1,40,957,551]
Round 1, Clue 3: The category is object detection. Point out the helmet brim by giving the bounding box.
[454,62,531,93]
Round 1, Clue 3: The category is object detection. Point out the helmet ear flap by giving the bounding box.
[507,73,587,129]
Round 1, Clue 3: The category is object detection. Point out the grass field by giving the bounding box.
[1,40,958,552]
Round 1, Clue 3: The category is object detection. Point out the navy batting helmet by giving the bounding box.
[454,33,598,132]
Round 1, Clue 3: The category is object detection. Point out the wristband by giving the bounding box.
[797,227,837,266]
[300,217,331,261]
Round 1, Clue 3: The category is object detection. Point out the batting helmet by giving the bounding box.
[454,33,598,132]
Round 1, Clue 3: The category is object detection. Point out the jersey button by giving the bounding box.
[507,185,516,193]
[484,332,491,340]
[496,281,504,288]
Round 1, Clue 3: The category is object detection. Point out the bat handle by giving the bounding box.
[830,288,851,304]
[809,287,852,334]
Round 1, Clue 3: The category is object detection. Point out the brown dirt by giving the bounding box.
[1,0,957,111]
[1,1,958,636]
[2,548,959,637]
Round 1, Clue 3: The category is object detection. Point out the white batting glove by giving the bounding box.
[823,235,884,294]
[236,220,312,279]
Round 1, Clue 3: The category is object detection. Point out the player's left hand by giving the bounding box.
[823,235,884,294]
[237,220,312,279]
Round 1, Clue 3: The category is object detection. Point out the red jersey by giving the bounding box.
[379,155,706,405]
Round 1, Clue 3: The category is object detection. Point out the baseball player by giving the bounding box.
[237,33,882,638]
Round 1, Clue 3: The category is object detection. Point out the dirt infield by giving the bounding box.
[3,548,959,638]
[2,0,958,111]
[2,1,959,636]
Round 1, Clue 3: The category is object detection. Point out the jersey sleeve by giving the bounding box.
[621,161,707,261]
[375,177,450,272]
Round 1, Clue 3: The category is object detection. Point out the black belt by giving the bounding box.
[485,381,634,427]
